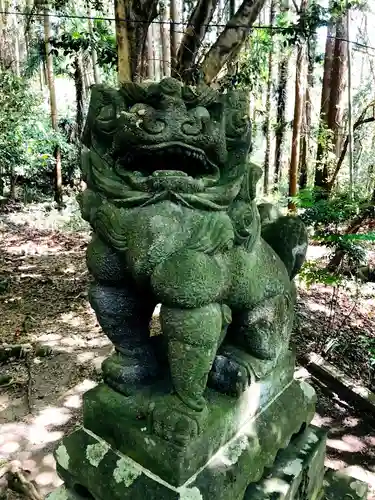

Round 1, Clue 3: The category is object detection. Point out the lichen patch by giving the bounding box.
[178,486,203,499]
[55,445,70,470]
[46,486,69,500]
[222,435,249,466]
[86,441,110,467]
[113,456,142,487]
[282,457,303,476]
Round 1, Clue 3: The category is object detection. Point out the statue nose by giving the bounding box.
[181,107,210,136]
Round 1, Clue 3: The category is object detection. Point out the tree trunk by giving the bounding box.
[43,5,62,207]
[273,0,290,191]
[327,13,348,156]
[114,0,131,83]
[0,165,4,197]
[346,8,353,196]
[39,63,44,90]
[13,12,20,76]
[315,14,348,195]
[87,3,100,84]
[114,0,158,82]
[43,60,48,86]
[327,115,375,193]
[288,1,308,212]
[73,55,84,138]
[25,0,33,57]
[152,23,160,80]
[263,0,276,195]
[175,0,220,82]
[140,35,148,78]
[170,0,180,75]
[314,21,335,191]
[216,0,225,37]
[159,1,170,77]
[9,168,16,199]
[83,66,90,97]
[129,0,159,81]
[299,34,316,189]
[147,25,154,79]
[200,0,267,84]
[273,55,289,190]
[230,0,236,16]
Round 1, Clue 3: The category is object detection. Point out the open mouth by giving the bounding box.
[117,142,219,179]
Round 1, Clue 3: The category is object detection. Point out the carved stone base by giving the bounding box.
[46,425,370,500]
[82,348,308,487]
[46,375,316,500]
[323,468,368,500]
[245,425,327,499]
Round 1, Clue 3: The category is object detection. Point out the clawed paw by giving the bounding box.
[150,396,207,447]
[208,351,253,396]
[102,351,159,396]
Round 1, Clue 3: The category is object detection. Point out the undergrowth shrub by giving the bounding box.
[0,70,79,201]
[294,188,375,283]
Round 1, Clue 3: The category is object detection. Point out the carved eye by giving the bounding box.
[206,102,223,122]
[226,110,250,138]
[128,103,152,115]
[96,105,117,132]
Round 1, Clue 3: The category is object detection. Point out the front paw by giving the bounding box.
[102,351,159,396]
[208,348,253,396]
[149,395,208,447]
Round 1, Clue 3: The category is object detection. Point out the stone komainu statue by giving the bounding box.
[78,78,308,445]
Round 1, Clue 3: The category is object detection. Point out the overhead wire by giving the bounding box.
[0,8,375,52]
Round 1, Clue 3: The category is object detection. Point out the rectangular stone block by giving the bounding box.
[323,468,368,500]
[52,379,316,500]
[82,348,298,486]
[244,425,327,499]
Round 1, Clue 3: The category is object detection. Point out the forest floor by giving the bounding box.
[0,200,374,498]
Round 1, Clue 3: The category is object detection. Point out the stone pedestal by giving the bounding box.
[244,425,327,499]
[47,350,319,500]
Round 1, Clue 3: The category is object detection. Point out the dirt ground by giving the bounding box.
[0,203,374,498]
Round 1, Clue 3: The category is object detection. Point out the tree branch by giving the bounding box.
[327,103,375,192]
[200,0,267,84]
[290,0,300,13]
[174,0,220,81]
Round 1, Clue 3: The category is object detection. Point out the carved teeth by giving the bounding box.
[152,170,188,177]
[119,145,214,177]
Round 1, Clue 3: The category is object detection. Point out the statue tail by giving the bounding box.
[260,215,308,280]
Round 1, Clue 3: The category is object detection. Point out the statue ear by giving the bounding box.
[82,85,119,148]
[249,162,263,187]
[82,85,103,148]
[239,162,263,201]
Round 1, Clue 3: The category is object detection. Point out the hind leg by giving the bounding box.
[209,293,294,396]
[229,293,293,360]
[87,235,159,395]
[261,215,308,279]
